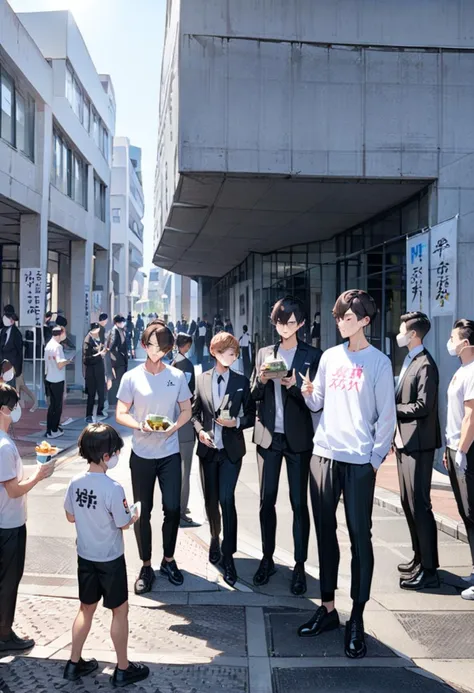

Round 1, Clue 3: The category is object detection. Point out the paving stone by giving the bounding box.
[0,657,248,693]
[273,667,465,692]
[265,609,395,658]
[24,536,77,575]
[396,612,474,659]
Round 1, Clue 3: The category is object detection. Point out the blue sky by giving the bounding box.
[9,0,166,270]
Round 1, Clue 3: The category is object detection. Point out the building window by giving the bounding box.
[0,67,35,159]
[112,208,121,223]
[83,97,90,132]
[92,109,100,147]
[72,76,83,122]
[51,128,87,208]
[66,65,74,104]
[15,92,25,153]
[94,175,106,222]
[1,70,14,145]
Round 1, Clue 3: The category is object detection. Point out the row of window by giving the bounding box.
[65,64,110,162]
[0,66,35,160]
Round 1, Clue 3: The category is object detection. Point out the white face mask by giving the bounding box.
[2,316,12,327]
[396,332,412,348]
[447,339,468,357]
[9,404,22,424]
[106,454,119,470]
[2,369,14,383]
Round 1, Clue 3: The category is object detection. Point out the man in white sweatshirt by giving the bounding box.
[298,289,396,660]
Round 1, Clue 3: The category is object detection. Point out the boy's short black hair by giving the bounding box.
[332,290,377,324]
[114,314,125,324]
[400,312,431,340]
[0,382,19,409]
[176,333,192,349]
[270,296,306,325]
[99,313,108,321]
[454,318,474,346]
[78,423,124,464]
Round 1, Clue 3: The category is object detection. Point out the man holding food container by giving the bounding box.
[116,320,192,595]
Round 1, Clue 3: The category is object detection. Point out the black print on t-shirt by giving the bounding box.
[75,488,98,509]
[167,380,176,387]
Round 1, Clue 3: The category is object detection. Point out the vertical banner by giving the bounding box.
[84,290,90,325]
[20,268,45,327]
[406,232,430,314]
[430,216,458,317]
[92,291,102,320]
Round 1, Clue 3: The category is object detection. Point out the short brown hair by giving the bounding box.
[141,319,174,354]
[332,290,377,324]
[210,331,239,356]
[0,382,19,409]
[78,423,124,464]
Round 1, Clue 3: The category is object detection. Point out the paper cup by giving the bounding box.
[36,454,52,465]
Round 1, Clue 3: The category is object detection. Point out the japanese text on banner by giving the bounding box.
[19,268,45,328]
[430,216,458,317]
[406,233,430,314]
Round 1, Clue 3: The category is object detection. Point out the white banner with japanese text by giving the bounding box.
[19,268,45,327]
[430,216,458,317]
[406,232,430,315]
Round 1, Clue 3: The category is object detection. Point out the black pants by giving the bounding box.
[108,364,127,405]
[130,451,182,561]
[46,380,64,434]
[257,433,311,563]
[310,456,376,604]
[195,337,205,364]
[241,347,251,379]
[396,449,439,570]
[446,447,474,565]
[199,450,242,558]
[85,367,105,418]
[0,525,26,638]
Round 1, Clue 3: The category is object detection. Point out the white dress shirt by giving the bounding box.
[212,369,229,450]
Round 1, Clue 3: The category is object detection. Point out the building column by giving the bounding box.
[70,239,93,385]
[93,248,109,318]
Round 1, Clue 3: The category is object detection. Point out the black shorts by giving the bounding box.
[77,554,128,609]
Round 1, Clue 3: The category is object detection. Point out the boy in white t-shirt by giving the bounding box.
[44,326,72,439]
[63,423,149,688]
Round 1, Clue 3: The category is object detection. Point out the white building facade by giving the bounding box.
[0,2,115,386]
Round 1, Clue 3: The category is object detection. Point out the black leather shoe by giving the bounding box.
[63,657,98,681]
[291,562,307,596]
[400,568,440,591]
[298,606,340,637]
[398,557,420,574]
[0,631,35,653]
[344,618,367,659]
[111,661,150,688]
[253,557,276,587]
[209,538,221,565]
[134,565,155,595]
[160,559,184,586]
[220,557,238,588]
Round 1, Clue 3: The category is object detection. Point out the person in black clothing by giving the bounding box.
[311,312,321,348]
[224,318,234,336]
[83,323,107,423]
[189,319,197,337]
[195,317,206,365]
[43,311,54,344]
[0,307,23,388]
[98,313,109,345]
[239,325,252,379]
[192,332,256,587]
[251,296,322,595]
[172,334,196,525]
[107,315,128,405]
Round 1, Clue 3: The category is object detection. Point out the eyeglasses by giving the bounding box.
[277,320,298,327]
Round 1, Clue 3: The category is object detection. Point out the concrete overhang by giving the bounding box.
[154,173,433,278]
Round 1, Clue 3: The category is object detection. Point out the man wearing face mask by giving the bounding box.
[299,290,395,659]
[83,323,107,424]
[251,296,322,595]
[44,326,72,439]
[445,318,474,600]
[192,332,256,587]
[0,383,52,655]
[116,320,192,593]
[394,312,441,591]
[0,306,23,389]
[107,315,129,406]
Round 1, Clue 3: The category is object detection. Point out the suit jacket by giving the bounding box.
[107,326,128,370]
[172,353,196,444]
[192,368,256,463]
[0,325,24,377]
[396,348,441,453]
[83,334,105,375]
[251,340,323,454]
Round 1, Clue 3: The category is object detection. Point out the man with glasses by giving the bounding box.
[116,320,192,593]
[251,296,322,595]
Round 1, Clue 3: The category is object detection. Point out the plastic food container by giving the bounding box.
[146,414,174,431]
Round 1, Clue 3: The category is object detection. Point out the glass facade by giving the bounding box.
[204,187,430,368]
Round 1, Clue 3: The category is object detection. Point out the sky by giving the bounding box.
[9,0,166,272]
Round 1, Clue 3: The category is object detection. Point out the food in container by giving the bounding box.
[145,414,174,431]
[262,355,288,378]
[219,410,232,421]
[35,440,59,464]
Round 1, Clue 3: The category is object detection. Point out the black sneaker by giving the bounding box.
[63,657,99,681]
[134,565,156,595]
[111,661,150,688]
[160,559,184,586]
[0,631,35,653]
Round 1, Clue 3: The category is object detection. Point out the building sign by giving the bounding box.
[84,290,90,325]
[20,268,45,327]
[92,291,102,317]
[406,232,429,314]
[430,216,458,317]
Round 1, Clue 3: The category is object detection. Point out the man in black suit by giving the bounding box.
[394,312,441,590]
[192,332,256,587]
[83,322,107,423]
[195,317,206,364]
[107,315,128,405]
[0,306,23,387]
[251,296,322,595]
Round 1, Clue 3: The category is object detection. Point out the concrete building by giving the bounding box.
[154,0,474,430]
[0,2,115,386]
[110,137,144,316]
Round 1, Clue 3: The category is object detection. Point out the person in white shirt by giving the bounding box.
[299,290,396,660]
[239,325,252,378]
[44,326,72,439]
[0,383,53,655]
[444,318,474,601]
